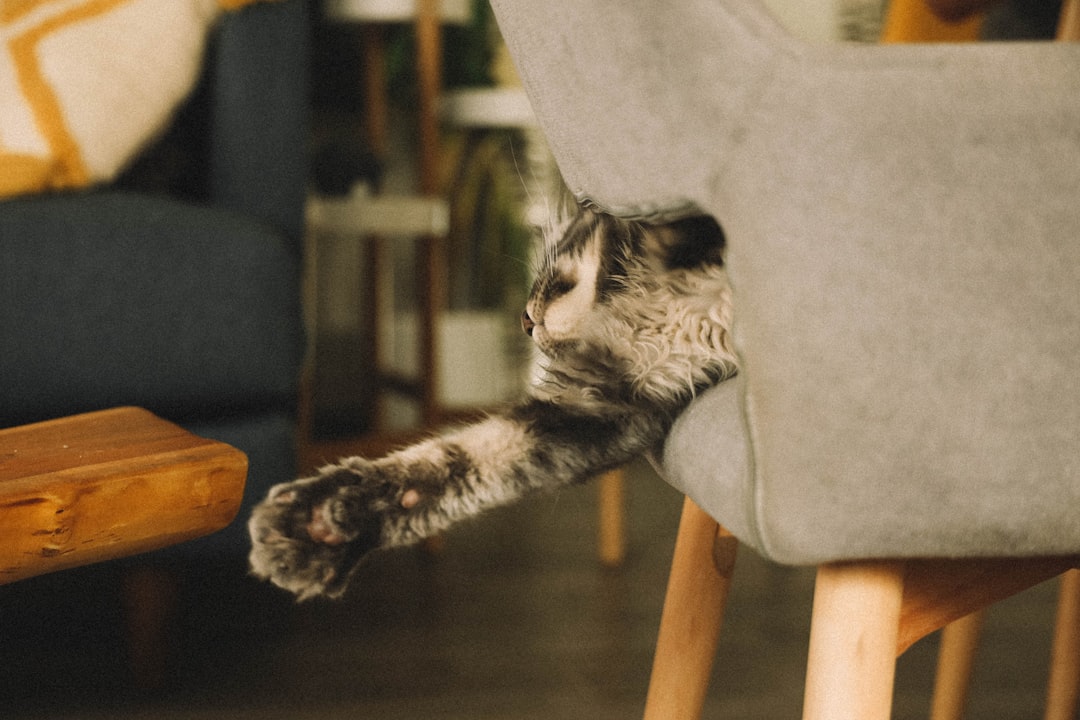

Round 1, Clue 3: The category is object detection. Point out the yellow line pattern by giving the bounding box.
[0,0,273,196]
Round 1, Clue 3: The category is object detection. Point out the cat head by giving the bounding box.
[522,208,725,359]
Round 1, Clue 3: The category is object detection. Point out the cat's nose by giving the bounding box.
[521,310,536,336]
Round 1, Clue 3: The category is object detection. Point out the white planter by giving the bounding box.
[386,310,523,408]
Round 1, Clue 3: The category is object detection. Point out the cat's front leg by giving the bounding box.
[248,416,541,600]
[249,401,664,600]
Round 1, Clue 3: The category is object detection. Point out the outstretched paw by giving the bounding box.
[248,461,417,600]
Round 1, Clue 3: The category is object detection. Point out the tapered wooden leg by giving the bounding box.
[643,497,737,720]
[1045,569,1080,720]
[803,561,906,720]
[598,468,627,567]
[1058,0,1080,41]
[930,608,986,720]
[123,566,178,691]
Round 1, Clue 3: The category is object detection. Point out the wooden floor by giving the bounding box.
[0,459,1066,719]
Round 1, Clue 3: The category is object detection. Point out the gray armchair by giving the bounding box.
[490,1,1080,717]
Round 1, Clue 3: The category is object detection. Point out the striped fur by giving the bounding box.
[249,208,737,600]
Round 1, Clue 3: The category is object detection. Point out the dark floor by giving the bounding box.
[0,459,1067,719]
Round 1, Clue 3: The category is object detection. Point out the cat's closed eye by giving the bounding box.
[546,277,576,299]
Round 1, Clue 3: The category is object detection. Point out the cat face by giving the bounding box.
[523,211,614,357]
[523,209,725,359]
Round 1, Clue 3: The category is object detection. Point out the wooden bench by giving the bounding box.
[1,407,248,584]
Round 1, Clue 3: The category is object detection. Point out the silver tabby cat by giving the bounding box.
[248,208,737,600]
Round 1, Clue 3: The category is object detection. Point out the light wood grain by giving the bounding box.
[1045,569,1080,720]
[597,468,626,568]
[0,407,247,584]
[803,561,905,720]
[643,497,737,720]
[1059,0,1080,41]
[898,556,1080,654]
[930,608,986,720]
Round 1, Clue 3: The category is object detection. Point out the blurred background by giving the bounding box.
[0,1,1069,718]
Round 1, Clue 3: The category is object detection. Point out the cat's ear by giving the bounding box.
[642,215,725,270]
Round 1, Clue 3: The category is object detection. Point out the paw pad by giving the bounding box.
[307,502,349,545]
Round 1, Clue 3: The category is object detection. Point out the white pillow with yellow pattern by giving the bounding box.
[0,0,271,198]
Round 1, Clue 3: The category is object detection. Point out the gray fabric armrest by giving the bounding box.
[659,381,757,548]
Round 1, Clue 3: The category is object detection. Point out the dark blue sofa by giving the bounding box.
[0,0,308,560]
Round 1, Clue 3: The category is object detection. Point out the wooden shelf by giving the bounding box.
[441,87,536,128]
[324,0,471,25]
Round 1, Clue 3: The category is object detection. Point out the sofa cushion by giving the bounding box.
[0,191,303,428]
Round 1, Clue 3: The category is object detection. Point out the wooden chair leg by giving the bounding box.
[122,566,179,691]
[930,608,987,720]
[598,468,626,567]
[643,497,737,720]
[1045,569,1080,720]
[1058,0,1080,41]
[802,561,906,720]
